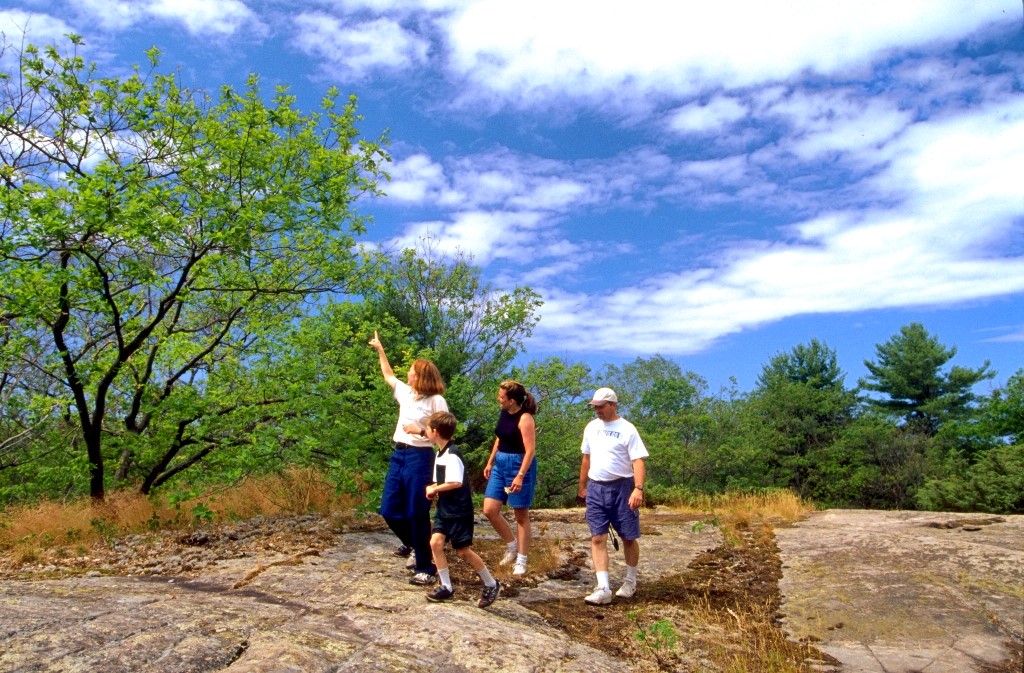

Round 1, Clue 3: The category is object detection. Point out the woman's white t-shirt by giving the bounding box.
[392,380,448,447]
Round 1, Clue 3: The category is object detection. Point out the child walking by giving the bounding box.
[423,411,501,608]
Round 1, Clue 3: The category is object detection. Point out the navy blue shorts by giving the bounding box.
[585,478,641,541]
[483,452,537,509]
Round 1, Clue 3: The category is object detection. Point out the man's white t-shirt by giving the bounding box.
[392,380,448,446]
[581,416,649,481]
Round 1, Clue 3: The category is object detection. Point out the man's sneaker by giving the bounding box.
[405,554,417,570]
[426,585,454,602]
[615,579,637,598]
[409,572,436,586]
[478,580,501,608]
[584,587,613,605]
[392,545,413,558]
[499,547,518,567]
[512,561,527,576]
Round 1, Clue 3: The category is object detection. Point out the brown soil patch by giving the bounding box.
[522,521,841,672]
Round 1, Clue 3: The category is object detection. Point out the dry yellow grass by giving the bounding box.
[669,489,815,525]
[0,467,358,560]
[198,467,352,519]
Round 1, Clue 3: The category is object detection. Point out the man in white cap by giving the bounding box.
[577,387,649,605]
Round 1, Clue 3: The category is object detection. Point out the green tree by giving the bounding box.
[757,338,845,391]
[859,323,994,435]
[750,340,856,499]
[915,443,1024,514]
[369,238,541,390]
[600,356,722,493]
[0,37,387,499]
[602,355,704,421]
[239,304,411,508]
[916,369,1024,513]
[980,368,1024,444]
[819,415,929,509]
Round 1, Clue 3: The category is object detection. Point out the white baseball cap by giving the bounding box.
[588,387,618,405]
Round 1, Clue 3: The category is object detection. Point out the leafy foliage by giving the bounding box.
[367,238,542,393]
[859,323,994,435]
[757,338,846,391]
[1,37,387,499]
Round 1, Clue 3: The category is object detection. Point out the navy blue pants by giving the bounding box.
[379,445,437,574]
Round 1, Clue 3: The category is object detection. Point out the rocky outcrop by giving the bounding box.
[0,511,720,672]
[1,509,1021,672]
[776,510,1024,673]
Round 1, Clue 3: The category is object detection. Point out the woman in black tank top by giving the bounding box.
[482,380,538,576]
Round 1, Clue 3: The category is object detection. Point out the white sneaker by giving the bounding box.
[499,547,518,567]
[512,561,527,576]
[405,555,416,570]
[584,587,612,605]
[615,579,636,598]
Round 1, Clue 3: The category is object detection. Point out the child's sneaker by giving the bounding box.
[409,572,437,586]
[478,580,501,608]
[392,545,413,557]
[512,561,527,576]
[405,555,416,570]
[426,585,454,602]
[584,587,612,605]
[615,579,637,598]
[499,547,517,566]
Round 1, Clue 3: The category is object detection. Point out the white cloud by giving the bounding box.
[531,95,1024,355]
[389,209,547,264]
[44,0,263,36]
[0,9,74,46]
[70,0,144,31]
[385,148,609,212]
[335,0,466,11]
[758,88,914,162]
[441,0,1009,110]
[383,153,447,202]
[668,96,748,134]
[292,12,429,79]
[984,330,1024,344]
[146,0,260,36]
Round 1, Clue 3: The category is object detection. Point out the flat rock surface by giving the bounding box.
[776,509,1024,673]
[1,508,1021,672]
[0,511,719,673]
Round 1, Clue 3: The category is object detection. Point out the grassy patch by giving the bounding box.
[0,467,359,564]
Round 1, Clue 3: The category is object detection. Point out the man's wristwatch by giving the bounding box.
[634,485,644,491]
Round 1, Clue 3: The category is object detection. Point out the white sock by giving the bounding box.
[478,567,496,587]
[516,553,527,565]
[596,571,610,590]
[506,539,518,552]
[438,567,452,590]
[625,564,638,583]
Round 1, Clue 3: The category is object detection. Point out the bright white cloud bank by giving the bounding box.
[442,0,1005,109]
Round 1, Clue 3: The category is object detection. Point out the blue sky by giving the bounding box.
[3,1,1023,394]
